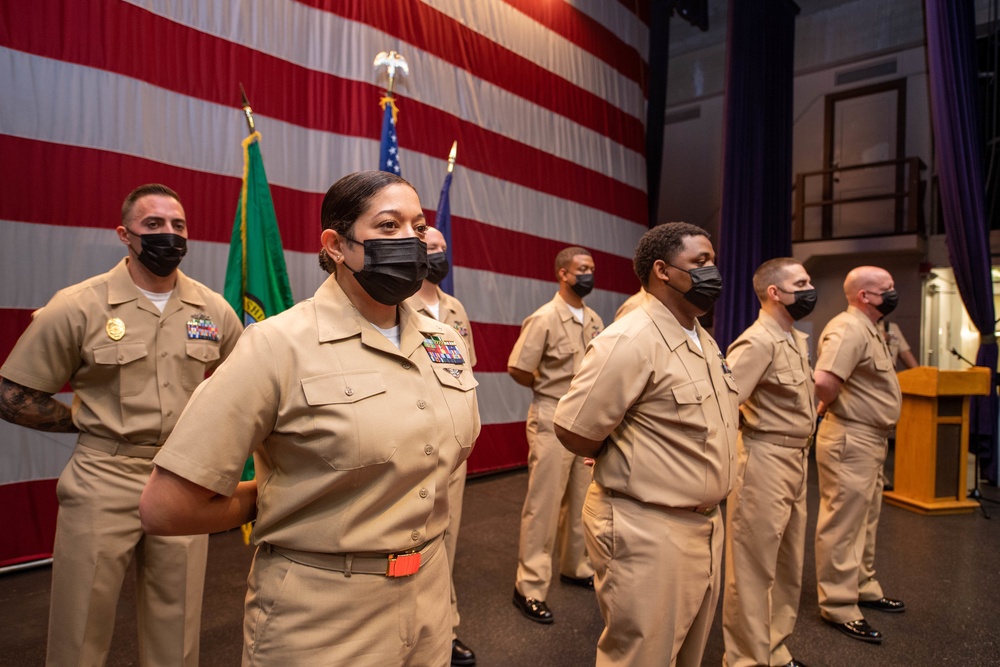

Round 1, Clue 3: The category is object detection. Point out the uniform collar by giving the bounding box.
[552,292,592,326]
[315,276,452,358]
[846,304,880,337]
[757,309,807,345]
[404,286,454,319]
[106,258,204,309]
[642,294,700,354]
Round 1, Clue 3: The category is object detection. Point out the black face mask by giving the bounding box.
[343,236,428,305]
[127,231,187,277]
[668,264,723,312]
[779,287,817,321]
[570,273,594,298]
[873,289,898,316]
[426,252,450,285]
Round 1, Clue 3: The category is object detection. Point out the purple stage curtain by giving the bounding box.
[925,0,999,483]
[714,0,800,350]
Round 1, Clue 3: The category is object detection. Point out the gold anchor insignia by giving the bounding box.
[106,317,126,341]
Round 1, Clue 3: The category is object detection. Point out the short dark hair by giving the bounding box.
[121,184,181,226]
[554,246,592,277]
[752,257,801,301]
[633,222,710,287]
[318,170,417,273]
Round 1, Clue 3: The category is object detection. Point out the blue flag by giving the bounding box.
[379,96,400,175]
[436,171,454,295]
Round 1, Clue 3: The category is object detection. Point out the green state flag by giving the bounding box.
[224,131,294,485]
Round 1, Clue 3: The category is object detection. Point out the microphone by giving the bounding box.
[950,347,975,367]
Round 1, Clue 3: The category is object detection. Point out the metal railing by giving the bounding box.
[793,156,926,241]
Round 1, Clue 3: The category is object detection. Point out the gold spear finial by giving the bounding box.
[239,83,255,135]
[447,140,458,174]
[373,50,409,96]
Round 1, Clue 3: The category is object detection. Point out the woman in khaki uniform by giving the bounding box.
[140,171,481,666]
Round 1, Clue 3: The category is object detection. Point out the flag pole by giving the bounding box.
[239,82,256,136]
[447,140,458,173]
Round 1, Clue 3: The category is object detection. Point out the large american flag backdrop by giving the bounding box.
[0,0,649,567]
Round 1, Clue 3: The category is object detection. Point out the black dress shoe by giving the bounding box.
[559,574,595,590]
[859,597,906,613]
[826,618,883,643]
[451,638,476,666]
[513,589,554,623]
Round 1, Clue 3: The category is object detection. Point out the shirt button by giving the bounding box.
[118,355,124,361]
[163,381,170,388]
[166,410,173,417]
[417,400,426,409]
[410,530,420,541]
[345,387,354,396]
[424,445,433,455]
[160,351,168,358]
[419,488,428,498]
[402,361,412,370]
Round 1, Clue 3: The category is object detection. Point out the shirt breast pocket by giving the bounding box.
[300,371,396,470]
[182,341,222,390]
[670,379,711,434]
[873,357,893,372]
[775,368,805,386]
[432,366,480,449]
[93,342,149,397]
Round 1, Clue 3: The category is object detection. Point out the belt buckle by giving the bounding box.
[697,505,717,517]
[386,551,421,577]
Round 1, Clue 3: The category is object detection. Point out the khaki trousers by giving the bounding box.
[814,416,887,623]
[722,435,809,667]
[515,397,593,600]
[48,443,206,667]
[243,536,450,666]
[445,460,467,636]
[583,483,723,667]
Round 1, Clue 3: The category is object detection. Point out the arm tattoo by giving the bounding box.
[0,378,78,433]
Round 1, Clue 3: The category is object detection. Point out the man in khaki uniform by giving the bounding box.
[722,258,817,667]
[814,266,905,644]
[554,222,738,666]
[0,184,242,666]
[883,321,918,370]
[508,246,603,623]
[405,225,478,666]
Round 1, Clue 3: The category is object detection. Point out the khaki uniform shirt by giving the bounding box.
[554,294,739,508]
[1,258,242,444]
[614,290,646,321]
[726,309,816,443]
[405,286,477,367]
[815,306,901,429]
[882,321,910,366]
[155,276,481,554]
[508,293,604,400]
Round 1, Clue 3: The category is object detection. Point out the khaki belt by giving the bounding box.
[824,412,894,438]
[602,486,718,517]
[741,427,811,449]
[267,536,439,578]
[78,433,161,459]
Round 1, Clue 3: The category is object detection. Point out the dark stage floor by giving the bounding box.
[3,453,1000,666]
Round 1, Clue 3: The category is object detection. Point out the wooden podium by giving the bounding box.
[884,366,991,515]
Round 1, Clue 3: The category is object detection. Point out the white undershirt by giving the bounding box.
[371,322,401,349]
[137,286,172,313]
[567,304,584,324]
[681,324,702,351]
[425,301,441,321]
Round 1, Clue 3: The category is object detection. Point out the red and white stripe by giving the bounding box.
[0,0,649,566]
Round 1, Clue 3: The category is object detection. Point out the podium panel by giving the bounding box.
[883,366,990,515]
